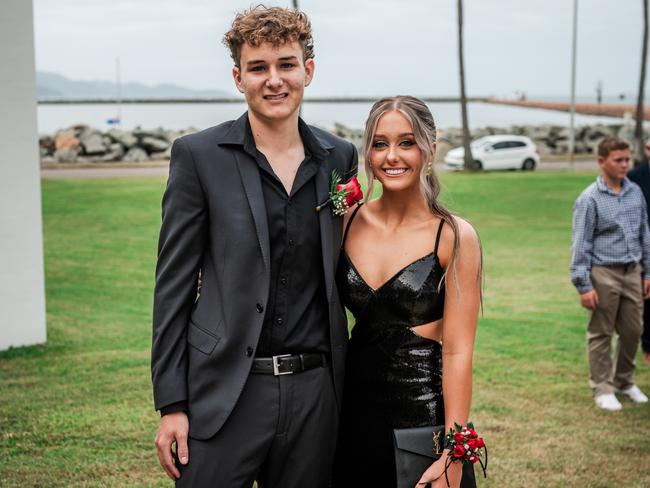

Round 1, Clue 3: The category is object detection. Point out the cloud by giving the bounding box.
[33,0,645,98]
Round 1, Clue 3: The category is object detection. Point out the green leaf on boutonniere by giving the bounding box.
[330,168,341,193]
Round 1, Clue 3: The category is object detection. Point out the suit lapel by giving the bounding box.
[316,163,335,303]
[234,151,271,274]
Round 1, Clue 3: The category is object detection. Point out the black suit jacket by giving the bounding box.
[628,163,650,224]
[151,112,358,440]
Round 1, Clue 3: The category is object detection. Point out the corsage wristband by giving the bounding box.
[442,422,488,487]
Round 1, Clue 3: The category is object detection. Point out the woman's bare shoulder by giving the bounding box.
[438,215,480,265]
[452,216,479,243]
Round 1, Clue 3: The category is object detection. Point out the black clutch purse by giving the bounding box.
[393,426,476,488]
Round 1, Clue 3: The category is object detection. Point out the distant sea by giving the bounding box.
[36,101,631,134]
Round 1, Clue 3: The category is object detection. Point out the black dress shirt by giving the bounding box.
[246,118,330,357]
[160,117,330,416]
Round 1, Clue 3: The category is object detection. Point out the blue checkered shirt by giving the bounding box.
[571,176,650,293]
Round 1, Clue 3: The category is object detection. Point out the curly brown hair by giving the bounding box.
[223,5,314,67]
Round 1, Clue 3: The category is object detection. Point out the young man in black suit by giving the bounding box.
[628,141,650,363]
[151,7,358,486]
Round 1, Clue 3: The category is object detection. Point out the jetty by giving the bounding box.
[488,98,650,120]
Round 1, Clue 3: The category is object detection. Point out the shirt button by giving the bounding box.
[256,303,264,313]
[246,346,254,357]
[280,277,287,285]
[275,316,284,326]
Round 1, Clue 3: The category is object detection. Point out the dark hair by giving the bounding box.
[598,137,630,158]
[222,5,314,67]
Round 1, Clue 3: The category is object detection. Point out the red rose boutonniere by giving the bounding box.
[440,422,488,487]
[316,169,363,215]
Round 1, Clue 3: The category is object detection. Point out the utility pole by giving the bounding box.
[292,0,302,118]
[568,0,578,170]
[115,56,122,126]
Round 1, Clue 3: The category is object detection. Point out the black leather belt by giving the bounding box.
[251,353,328,375]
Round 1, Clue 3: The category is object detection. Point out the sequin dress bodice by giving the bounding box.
[339,248,445,342]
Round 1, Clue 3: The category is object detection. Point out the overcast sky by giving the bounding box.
[33,0,646,100]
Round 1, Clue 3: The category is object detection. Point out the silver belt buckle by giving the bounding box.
[272,354,293,376]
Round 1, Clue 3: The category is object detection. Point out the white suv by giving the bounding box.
[444,135,540,171]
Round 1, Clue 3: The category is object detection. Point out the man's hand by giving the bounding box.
[155,411,189,480]
[579,289,599,311]
[643,279,650,299]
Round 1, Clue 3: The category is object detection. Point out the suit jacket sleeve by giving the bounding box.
[628,166,650,226]
[640,195,650,280]
[151,137,207,411]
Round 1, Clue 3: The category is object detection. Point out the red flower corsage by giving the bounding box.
[442,422,488,486]
[315,169,363,215]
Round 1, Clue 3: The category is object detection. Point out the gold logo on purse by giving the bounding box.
[432,431,442,455]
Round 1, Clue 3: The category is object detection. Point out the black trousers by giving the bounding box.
[641,300,650,353]
[174,363,339,488]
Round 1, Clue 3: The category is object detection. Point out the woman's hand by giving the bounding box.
[414,451,462,488]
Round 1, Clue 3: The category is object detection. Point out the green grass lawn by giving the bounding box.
[1,171,649,487]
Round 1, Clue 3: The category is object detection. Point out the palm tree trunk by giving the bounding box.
[635,0,648,167]
[458,0,474,170]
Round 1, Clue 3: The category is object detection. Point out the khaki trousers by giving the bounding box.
[587,263,644,396]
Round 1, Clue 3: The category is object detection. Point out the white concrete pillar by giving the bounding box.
[0,0,47,350]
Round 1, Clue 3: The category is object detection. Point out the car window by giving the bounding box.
[507,141,527,148]
[492,142,509,150]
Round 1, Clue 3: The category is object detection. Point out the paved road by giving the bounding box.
[539,160,598,171]
[438,160,598,172]
[41,160,599,180]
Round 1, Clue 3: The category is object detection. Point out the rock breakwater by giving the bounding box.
[40,122,647,164]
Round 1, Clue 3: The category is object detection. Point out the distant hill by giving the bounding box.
[36,71,234,100]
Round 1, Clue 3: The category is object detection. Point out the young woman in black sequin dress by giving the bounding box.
[332,96,482,488]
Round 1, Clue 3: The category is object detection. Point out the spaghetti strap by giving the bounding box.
[342,203,364,247]
[433,218,445,256]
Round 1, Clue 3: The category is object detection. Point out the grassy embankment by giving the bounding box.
[1,171,649,487]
